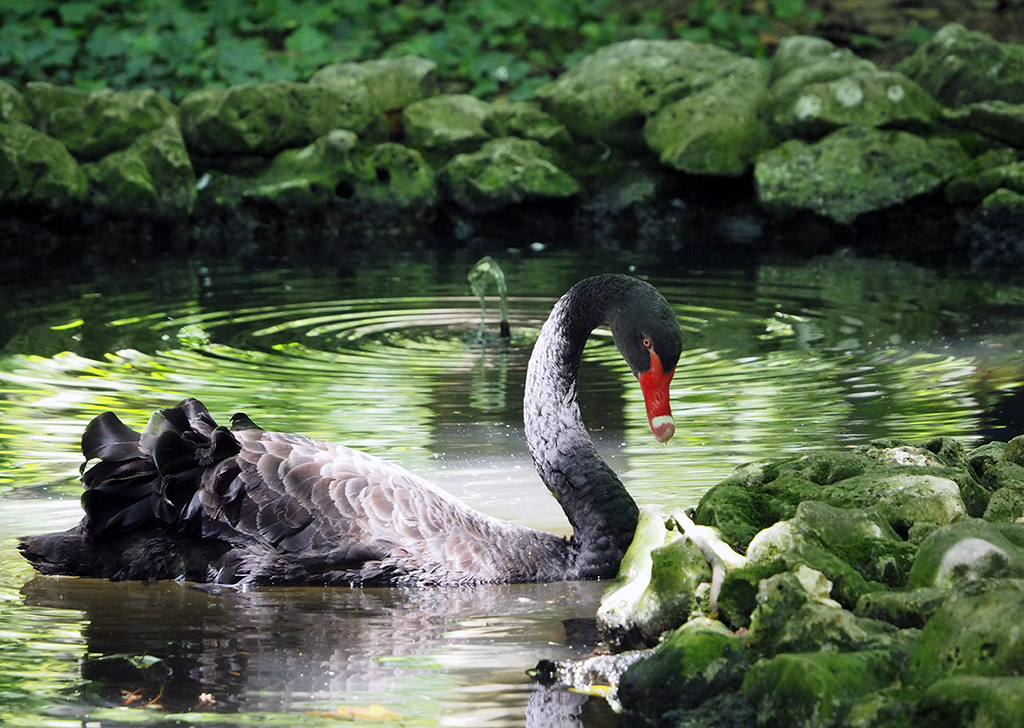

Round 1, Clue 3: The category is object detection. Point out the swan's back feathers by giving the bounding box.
[22,398,568,586]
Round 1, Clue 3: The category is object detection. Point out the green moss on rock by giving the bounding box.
[908,519,1024,588]
[618,618,748,716]
[741,650,900,728]
[772,70,941,139]
[309,56,437,116]
[917,676,1024,727]
[403,94,493,162]
[755,126,968,225]
[597,506,710,645]
[180,81,383,156]
[644,76,772,176]
[441,137,580,214]
[84,117,196,219]
[896,23,1024,106]
[908,584,1024,686]
[0,122,87,210]
[47,89,178,161]
[0,81,30,125]
[536,38,763,148]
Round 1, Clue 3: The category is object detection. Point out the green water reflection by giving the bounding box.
[1,251,1023,726]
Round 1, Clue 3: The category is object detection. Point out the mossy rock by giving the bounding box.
[20,82,89,129]
[644,76,772,176]
[984,484,1024,523]
[854,587,952,629]
[758,501,917,589]
[747,567,906,656]
[908,519,1024,588]
[226,130,436,218]
[769,35,877,90]
[816,473,967,535]
[0,121,87,210]
[917,676,1024,727]
[695,445,973,552]
[755,126,968,225]
[483,100,572,148]
[966,440,1010,475]
[896,23,1024,106]
[309,55,437,116]
[47,89,178,161]
[946,150,1022,205]
[597,506,710,646]
[84,117,197,220]
[741,649,901,728]
[772,70,941,139]
[0,80,30,124]
[353,142,438,215]
[180,81,383,156]
[908,584,1024,686]
[617,618,748,716]
[536,38,764,148]
[441,137,580,214]
[944,101,1024,149]
[745,521,878,611]
[1007,435,1024,466]
[403,94,493,163]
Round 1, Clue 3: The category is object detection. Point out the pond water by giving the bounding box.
[1,247,1023,727]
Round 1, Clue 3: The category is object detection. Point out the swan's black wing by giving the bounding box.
[21,399,569,585]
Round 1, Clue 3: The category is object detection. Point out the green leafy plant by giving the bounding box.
[0,0,836,101]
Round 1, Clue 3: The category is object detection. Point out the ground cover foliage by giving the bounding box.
[0,0,821,101]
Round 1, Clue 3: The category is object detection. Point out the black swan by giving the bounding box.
[19,274,682,586]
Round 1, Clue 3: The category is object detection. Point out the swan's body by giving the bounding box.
[19,274,682,586]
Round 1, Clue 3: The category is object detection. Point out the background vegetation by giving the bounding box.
[0,0,821,101]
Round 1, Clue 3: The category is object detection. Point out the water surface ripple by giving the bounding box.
[1,252,1023,726]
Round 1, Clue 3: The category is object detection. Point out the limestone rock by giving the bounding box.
[47,89,178,161]
[908,584,1024,686]
[180,81,382,156]
[84,117,197,219]
[402,94,492,162]
[896,23,1024,106]
[0,122,87,210]
[644,76,772,176]
[309,56,437,115]
[945,149,1021,205]
[0,81,30,125]
[695,443,975,553]
[908,519,1024,588]
[772,70,941,138]
[536,38,764,148]
[769,35,876,88]
[483,101,572,148]
[596,506,710,646]
[755,126,968,224]
[617,618,748,716]
[229,130,436,216]
[855,587,952,629]
[917,676,1024,727]
[441,137,580,214]
[21,82,88,129]
[945,101,1024,148]
[741,649,900,728]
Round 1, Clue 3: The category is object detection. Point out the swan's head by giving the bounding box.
[609,281,683,444]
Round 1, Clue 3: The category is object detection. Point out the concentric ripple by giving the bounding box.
[3,253,1024,728]
[1,254,1024,507]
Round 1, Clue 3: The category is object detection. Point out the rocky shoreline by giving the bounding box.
[3,23,1024,266]
[538,434,1024,727]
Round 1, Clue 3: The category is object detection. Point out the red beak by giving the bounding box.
[638,350,675,443]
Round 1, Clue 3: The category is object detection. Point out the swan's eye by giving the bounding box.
[642,337,652,349]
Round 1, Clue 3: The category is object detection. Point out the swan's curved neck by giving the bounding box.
[524,277,640,579]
